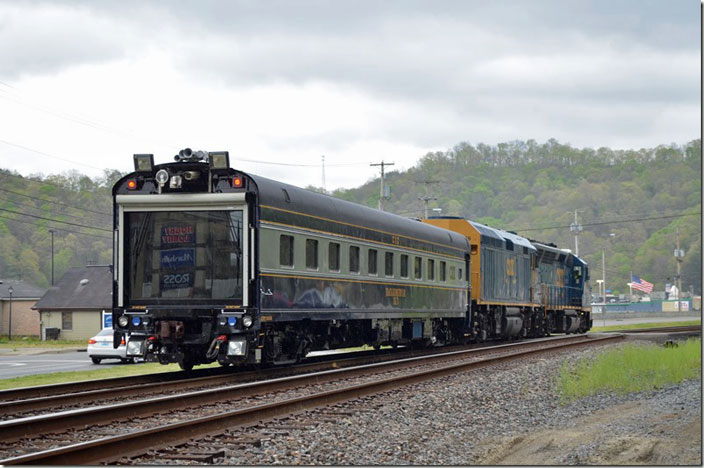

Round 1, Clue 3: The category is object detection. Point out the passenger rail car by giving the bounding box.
[112,150,471,370]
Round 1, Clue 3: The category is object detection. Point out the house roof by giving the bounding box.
[32,266,112,310]
[0,279,45,300]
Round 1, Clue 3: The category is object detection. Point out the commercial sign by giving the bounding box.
[161,225,195,245]
[160,248,195,269]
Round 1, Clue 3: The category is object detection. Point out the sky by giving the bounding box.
[0,0,700,191]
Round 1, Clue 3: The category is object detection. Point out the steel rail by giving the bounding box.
[0,335,582,416]
[0,334,623,465]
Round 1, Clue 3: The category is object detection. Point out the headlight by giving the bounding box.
[242,315,253,328]
[155,169,169,186]
[118,315,129,327]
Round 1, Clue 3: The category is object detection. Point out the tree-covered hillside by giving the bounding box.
[1,138,700,297]
[0,169,123,287]
[332,139,702,296]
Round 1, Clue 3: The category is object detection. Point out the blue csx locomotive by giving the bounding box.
[112,149,591,370]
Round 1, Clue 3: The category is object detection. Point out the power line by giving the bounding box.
[0,195,107,225]
[0,140,107,172]
[511,212,701,233]
[0,187,111,217]
[0,207,112,232]
[0,214,111,240]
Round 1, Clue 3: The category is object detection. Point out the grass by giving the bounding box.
[0,336,86,348]
[590,319,701,332]
[0,361,221,391]
[558,338,701,402]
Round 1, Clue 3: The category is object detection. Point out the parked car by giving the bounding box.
[87,328,136,364]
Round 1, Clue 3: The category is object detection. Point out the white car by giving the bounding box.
[87,328,136,364]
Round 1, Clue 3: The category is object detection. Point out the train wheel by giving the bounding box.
[179,359,194,371]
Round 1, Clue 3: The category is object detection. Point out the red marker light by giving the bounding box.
[127,180,137,190]
[233,176,242,187]
[87,339,97,344]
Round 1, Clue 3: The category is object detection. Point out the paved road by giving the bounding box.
[0,351,139,379]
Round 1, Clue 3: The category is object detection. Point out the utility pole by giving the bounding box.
[674,228,685,313]
[418,179,439,219]
[49,229,55,286]
[370,161,394,211]
[569,210,583,256]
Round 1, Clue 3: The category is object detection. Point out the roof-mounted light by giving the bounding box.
[208,151,230,174]
[133,154,154,173]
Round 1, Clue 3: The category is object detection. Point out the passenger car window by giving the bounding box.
[385,252,394,276]
[440,261,446,282]
[368,249,378,275]
[306,239,318,269]
[400,254,409,278]
[280,235,294,266]
[349,246,360,273]
[414,257,422,280]
[329,242,340,271]
[428,259,435,281]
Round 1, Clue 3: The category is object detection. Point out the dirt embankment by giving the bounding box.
[474,398,701,465]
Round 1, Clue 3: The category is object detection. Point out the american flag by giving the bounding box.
[631,274,654,294]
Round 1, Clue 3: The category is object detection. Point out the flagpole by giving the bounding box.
[630,270,633,303]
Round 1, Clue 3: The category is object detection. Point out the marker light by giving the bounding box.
[126,180,137,190]
[228,316,237,326]
[133,154,154,173]
[242,315,253,328]
[118,315,129,327]
[88,339,97,344]
[233,176,243,188]
[132,316,142,326]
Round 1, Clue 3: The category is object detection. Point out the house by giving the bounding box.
[32,265,112,341]
[0,280,45,337]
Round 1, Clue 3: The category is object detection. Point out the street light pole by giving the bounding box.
[7,285,13,341]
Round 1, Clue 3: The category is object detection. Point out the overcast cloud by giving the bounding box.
[0,0,699,190]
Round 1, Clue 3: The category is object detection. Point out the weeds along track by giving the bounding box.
[0,334,623,465]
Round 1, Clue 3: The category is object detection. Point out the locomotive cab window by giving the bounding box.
[306,239,318,270]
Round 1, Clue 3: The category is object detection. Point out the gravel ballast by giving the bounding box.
[220,340,701,466]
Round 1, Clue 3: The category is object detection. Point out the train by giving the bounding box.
[111,149,592,370]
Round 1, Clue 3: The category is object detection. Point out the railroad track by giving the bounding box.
[0,334,622,465]
[0,342,504,417]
